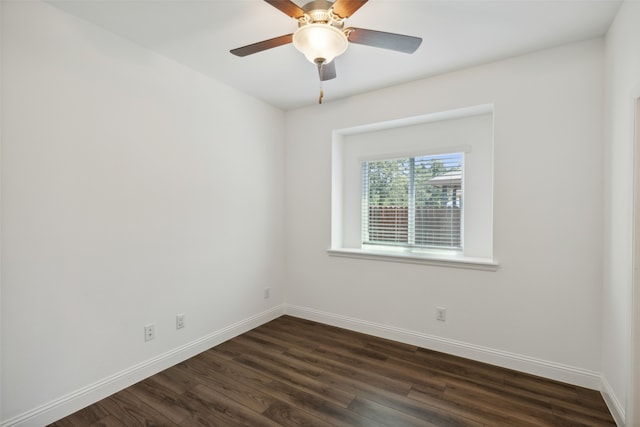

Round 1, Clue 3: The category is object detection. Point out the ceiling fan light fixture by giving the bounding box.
[292,23,348,64]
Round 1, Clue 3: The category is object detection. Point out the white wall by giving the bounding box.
[602,2,640,425]
[0,1,285,425]
[285,40,604,387]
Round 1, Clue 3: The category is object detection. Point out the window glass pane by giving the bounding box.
[362,153,463,250]
[414,154,463,248]
[363,158,410,244]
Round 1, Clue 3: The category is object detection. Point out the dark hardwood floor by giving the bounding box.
[50,315,615,426]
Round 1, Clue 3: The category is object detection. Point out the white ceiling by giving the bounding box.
[48,0,621,110]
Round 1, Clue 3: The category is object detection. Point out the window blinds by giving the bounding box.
[362,153,463,250]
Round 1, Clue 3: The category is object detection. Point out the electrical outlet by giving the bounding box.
[264,288,270,299]
[176,314,185,330]
[436,307,447,322]
[144,324,155,341]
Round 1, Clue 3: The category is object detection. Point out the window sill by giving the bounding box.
[327,248,499,271]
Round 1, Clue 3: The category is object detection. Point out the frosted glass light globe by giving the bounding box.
[293,24,348,64]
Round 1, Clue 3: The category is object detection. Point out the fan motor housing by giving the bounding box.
[301,0,335,13]
[299,0,345,29]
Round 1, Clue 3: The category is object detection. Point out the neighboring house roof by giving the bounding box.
[427,171,462,187]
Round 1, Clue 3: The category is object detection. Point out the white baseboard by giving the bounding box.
[601,375,626,426]
[284,304,602,390]
[1,305,285,427]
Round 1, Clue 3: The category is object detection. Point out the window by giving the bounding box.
[330,105,496,270]
[362,153,463,251]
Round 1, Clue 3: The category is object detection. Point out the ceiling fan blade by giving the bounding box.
[331,0,368,19]
[230,34,293,57]
[318,60,337,81]
[346,27,422,54]
[264,0,305,18]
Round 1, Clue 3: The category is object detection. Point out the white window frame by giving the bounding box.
[329,105,497,271]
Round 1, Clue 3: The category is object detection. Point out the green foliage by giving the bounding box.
[366,159,409,206]
[365,155,461,207]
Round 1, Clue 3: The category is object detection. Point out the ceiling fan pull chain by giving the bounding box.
[316,59,326,104]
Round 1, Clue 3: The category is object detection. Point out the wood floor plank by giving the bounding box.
[442,383,564,426]
[192,350,364,426]
[176,354,284,416]
[88,415,128,427]
[50,315,616,427]
[281,350,480,427]
[413,347,508,386]
[266,318,391,362]
[127,377,193,424]
[178,387,265,427]
[186,361,275,414]
[549,398,619,426]
[151,363,196,395]
[348,396,440,427]
[502,369,581,402]
[258,378,386,427]
[408,386,535,426]
[205,345,377,426]
[284,346,414,395]
[317,367,481,427]
[232,351,357,408]
[190,382,281,427]
[261,401,336,427]
[315,343,446,392]
[246,327,321,352]
[97,389,179,426]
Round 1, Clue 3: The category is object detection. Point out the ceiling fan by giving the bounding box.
[230,0,423,103]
